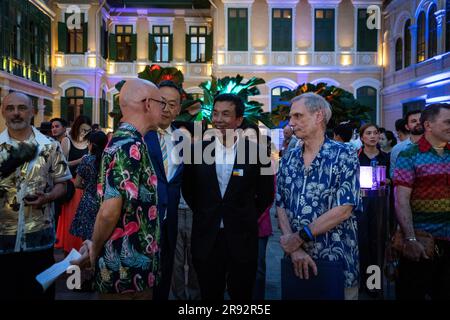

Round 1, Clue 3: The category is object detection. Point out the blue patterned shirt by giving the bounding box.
[276,137,361,288]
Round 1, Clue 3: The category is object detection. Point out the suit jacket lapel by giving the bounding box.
[146,130,167,182]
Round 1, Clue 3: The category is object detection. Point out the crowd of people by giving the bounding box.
[0,81,448,301]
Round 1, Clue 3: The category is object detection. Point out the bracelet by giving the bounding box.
[405,237,417,242]
[298,226,314,243]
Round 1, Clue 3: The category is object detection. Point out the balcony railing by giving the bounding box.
[215,50,380,68]
[1,56,51,87]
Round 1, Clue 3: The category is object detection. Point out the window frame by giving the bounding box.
[65,87,85,126]
[272,8,293,52]
[153,25,171,63]
[115,24,133,62]
[189,26,207,63]
[228,8,248,51]
[416,11,426,63]
[314,8,335,52]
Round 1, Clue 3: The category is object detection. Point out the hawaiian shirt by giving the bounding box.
[276,137,361,288]
[94,122,160,294]
[0,127,72,254]
[393,136,450,240]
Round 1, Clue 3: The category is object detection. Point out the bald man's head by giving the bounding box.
[119,79,158,110]
[2,92,34,131]
[118,79,163,131]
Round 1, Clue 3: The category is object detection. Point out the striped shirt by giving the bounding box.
[393,136,450,240]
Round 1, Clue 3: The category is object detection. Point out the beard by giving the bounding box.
[6,118,30,130]
[410,125,424,135]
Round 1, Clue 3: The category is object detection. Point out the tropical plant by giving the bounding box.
[176,75,275,128]
[270,82,372,129]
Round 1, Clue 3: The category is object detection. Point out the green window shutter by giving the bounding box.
[168,34,173,62]
[58,22,67,53]
[83,97,93,121]
[273,12,292,51]
[83,22,88,52]
[239,11,248,51]
[205,32,213,62]
[357,9,377,52]
[44,99,53,117]
[149,34,157,61]
[60,97,68,121]
[283,19,292,51]
[131,34,137,61]
[185,34,191,62]
[315,9,334,51]
[109,34,116,60]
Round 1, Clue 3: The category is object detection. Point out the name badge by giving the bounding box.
[232,169,244,177]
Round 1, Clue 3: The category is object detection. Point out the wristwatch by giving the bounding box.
[298,226,314,243]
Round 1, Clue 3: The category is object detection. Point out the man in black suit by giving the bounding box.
[182,93,274,300]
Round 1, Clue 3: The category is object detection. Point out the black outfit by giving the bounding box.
[357,147,391,295]
[67,138,88,177]
[396,240,450,300]
[182,138,274,300]
[0,247,55,300]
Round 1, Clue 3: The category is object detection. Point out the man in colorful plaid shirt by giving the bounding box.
[393,103,450,300]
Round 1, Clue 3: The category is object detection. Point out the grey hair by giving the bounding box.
[291,92,332,127]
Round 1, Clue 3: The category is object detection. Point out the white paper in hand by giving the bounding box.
[36,248,81,291]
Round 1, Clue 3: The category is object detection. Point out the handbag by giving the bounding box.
[62,179,75,203]
[391,229,435,258]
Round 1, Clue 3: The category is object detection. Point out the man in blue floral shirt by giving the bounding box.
[276,93,361,300]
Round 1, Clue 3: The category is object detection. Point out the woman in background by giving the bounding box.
[55,115,91,254]
[379,130,397,154]
[70,131,108,240]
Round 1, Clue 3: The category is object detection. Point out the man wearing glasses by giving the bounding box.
[144,80,187,300]
[72,79,164,300]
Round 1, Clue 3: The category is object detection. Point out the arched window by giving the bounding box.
[271,86,290,112]
[428,4,437,58]
[65,87,85,126]
[417,11,426,63]
[395,38,403,71]
[356,86,377,124]
[404,19,411,67]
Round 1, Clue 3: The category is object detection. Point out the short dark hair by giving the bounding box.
[383,130,397,147]
[158,80,182,99]
[420,103,450,127]
[333,123,353,142]
[405,109,422,124]
[395,118,408,134]
[213,93,245,118]
[50,117,68,128]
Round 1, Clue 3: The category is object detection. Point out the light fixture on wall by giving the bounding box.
[55,55,64,68]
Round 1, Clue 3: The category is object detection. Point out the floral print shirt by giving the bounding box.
[94,123,160,294]
[276,137,361,288]
[0,127,71,254]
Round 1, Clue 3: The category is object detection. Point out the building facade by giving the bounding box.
[382,0,450,130]
[1,0,447,133]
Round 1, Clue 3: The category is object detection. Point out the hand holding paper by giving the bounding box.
[35,248,81,291]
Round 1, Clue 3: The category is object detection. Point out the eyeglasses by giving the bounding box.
[142,98,167,110]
